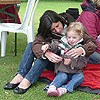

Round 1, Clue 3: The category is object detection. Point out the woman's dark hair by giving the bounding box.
[37,10,67,38]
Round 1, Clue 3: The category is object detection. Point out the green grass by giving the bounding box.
[0,1,100,100]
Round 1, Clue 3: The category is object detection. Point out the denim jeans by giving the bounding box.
[88,36,100,64]
[88,52,100,64]
[50,71,84,92]
[17,42,50,84]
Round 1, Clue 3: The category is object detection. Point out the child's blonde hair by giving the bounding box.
[66,22,86,38]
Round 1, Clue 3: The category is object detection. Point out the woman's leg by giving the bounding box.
[4,42,35,90]
[10,42,35,84]
[25,59,49,84]
[13,59,51,94]
[62,73,84,92]
[17,59,49,88]
[88,52,100,64]
[17,42,35,77]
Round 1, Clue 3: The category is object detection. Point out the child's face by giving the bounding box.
[66,31,82,46]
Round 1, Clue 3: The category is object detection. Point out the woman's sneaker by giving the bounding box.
[57,87,67,97]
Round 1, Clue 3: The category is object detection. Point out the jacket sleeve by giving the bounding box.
[70,56,88,70]
[32,35,46,58]
[81,33,97,57]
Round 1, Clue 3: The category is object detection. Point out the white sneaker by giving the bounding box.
[47,85,58,96]
[57,87,67,97]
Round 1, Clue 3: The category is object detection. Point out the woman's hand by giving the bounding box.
[45,51,62,63]
[64,58,71,65]
[66,47,83,58]
[41,44,49,53]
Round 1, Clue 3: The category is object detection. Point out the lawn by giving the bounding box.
[0,1,100,100]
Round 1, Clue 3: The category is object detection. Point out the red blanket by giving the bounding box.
[40,64,100,89]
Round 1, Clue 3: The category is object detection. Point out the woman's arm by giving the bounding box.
[44,40,63,63]
[45,51,62,63]
[32,35,62,63]
[32,35,46,58]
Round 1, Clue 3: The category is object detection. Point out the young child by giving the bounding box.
[41,22,96,97]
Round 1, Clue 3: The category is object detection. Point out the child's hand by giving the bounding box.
[41,44,49,53]
[64,48,69,54]
[64,58,71,65]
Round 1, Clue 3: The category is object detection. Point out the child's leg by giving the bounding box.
[50,72,68,88]
[61,73,84,93]
[47,72,68,96]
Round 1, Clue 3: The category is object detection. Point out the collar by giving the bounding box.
[61,36,83,48]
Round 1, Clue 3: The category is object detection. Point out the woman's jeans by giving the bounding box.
[88,52,100,64]
[17,42,50,84]
[88,37,100,64]
[50,71,84,92]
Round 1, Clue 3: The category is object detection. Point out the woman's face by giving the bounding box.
[51,21,63,34]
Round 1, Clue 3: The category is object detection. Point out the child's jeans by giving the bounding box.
[50,71,84,92]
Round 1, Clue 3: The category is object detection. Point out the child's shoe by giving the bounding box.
[57,87,67,97]
[47,88,58,96]
[47,85,58,96]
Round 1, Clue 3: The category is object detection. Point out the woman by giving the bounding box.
[77,0,100,64]
[3,10,97,94]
